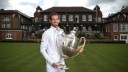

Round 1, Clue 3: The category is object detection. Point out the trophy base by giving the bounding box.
[57,64,69,70]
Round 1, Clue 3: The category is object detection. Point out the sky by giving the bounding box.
[0,0,128,17]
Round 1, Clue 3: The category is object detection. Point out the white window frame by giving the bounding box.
[82,15,86,21]
[2,17,10,22]
[69,15,73,21]
[37,10,41,12]
[20,26,23,29]
[6,24,10,28]
[22,26,25,29]
[62,15,66,21]
[29,26,32,31]
[98,17,101,22]
[75,15,79,23]
[6,33,12,39]
[88,26,92,31]
[120,24,127,32]
[120,34,128,43]
[114,35,118,40]
[35,17,38,22]
[88,15,92,21]
[44,15,48,21]
[113,24,118,32]
[121,36,127,39]
[2,24,6,28]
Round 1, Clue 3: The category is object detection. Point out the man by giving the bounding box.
[40,12,83,72]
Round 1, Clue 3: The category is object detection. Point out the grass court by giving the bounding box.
[0,43,128,72]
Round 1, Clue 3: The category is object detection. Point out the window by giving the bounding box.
[82,27,86,31]
[82,15,86,21]
[2,24,10,28]
[62,15,66,21]
[75,15,79,23]
[22,26,25,29]
[6,24,10,28]
[114,35,118,40]
[98,17,101,22]
[69,15,73,21]
[113,24,118,32]
[88,27,92,31]
[44,15,48,21]
[35,17,38,22]
[6,33,12,39]
[2,17,10,22]
[20,26,22,29]
[29,26,32,31]
[2,24,6,28]
[120,24,128,32]
[121,36,127,39]
[88,15,92,21]
[37,10,41,12]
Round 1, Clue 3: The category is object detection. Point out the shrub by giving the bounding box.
[87,40,126,44]
[77,32,85,37]
[94,33,101,39]
[0,40,38,43]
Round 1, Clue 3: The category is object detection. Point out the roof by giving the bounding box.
[108,13,116,17]
[40,7,95,13]
[0,9,30,19]
[107,6,128,18]
[0,9,15,13]
[93,5,100,10]
[121,7,128,13]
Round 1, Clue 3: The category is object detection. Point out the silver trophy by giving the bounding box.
[58,27,86,70]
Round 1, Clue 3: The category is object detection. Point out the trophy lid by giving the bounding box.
[70,30,76,34]
[70,27,77,34]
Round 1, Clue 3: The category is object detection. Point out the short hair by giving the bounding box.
[48,12,60,20]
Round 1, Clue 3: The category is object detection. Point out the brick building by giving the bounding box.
[105,6,128,43]
[34,5,104,35]
[0,5,128,43]
[0,9,33,40]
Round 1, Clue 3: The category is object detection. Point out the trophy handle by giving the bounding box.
[71,37,86,58]
[78,37,86,49]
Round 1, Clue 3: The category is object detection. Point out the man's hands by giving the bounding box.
[52,48,84,69]
[52,63,65,69]
[76,47,84,53]
[52,63,59,68]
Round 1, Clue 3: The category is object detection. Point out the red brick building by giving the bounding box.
[0,5,128,43]
[0,9,33,40]
[105,6,128,43]
[34,5,104,35]
[34,6,43,23]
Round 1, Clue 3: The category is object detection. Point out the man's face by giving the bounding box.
[50,15,60,27]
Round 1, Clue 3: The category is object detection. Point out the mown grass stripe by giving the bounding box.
[0,47,36,65]
[0,47,39,72]
[85,44,128,72]
[0,43,128,72]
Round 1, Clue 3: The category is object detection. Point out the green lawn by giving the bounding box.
[0,43,128,72]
